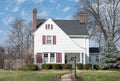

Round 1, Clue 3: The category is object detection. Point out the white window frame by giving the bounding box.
[43,53,56,63]
[50,53,55,63]
[46,35,52,44]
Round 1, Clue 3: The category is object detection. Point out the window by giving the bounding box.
[50,53,55,62]
[42,35,56,45]
[46,36,52,44]
[96,56,99,62]
[44,53,48,63]
[45,24,53,30]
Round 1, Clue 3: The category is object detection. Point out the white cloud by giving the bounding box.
[38,10,49,18]
[12,6,19,12]
[16,0,26,5]
[3,16,15,25]
[75,0,79,2]
[50,0,55,3]
[21,9,25,17]
[56,4,61,9]
[0,12,4,15]
[33,0,43,4]
[4,7,9,11]
[63,7,70,12]
[0,30,3,34]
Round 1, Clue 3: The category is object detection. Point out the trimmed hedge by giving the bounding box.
[62,64,72,69]
[94,65,99,70]
[42,64,52,69]
[41,63,93,70]
[77,63,83,70]
[42,64,72,69]
[52,64,62,69]
[85,63,92,69]
[19,64,38,71]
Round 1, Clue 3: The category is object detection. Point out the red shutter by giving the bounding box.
[53,36,56,44]
[56,53,62,63]
[36,53,42,63]
[51,24,53,30]
[42,35,45,44]
[45,24,47,29]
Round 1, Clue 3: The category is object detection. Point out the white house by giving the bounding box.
[33,9,89,67]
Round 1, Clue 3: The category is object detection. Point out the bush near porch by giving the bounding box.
[42,64,72,70]
[41,63,92,70]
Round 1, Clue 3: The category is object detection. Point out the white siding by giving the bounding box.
[71,37,89,63]
[34,18,89,64]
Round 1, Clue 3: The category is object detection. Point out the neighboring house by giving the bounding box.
[32,9,89,68]
[89,47,100,69]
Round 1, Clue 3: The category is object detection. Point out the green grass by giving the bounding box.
[0,70,70,81]
[78,70,120,81]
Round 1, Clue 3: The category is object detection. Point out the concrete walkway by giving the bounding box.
[61,73,72,81]
[61,70,83,81]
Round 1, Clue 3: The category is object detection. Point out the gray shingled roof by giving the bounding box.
[36,19,89,35]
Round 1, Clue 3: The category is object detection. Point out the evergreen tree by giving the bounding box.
[99,38,120,69]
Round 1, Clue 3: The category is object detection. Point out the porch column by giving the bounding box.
[48,53,50,63]
[83,53,86,64]
[62,52,65,64]
[80,53,82,63]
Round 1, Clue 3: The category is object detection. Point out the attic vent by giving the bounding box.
[45,24,53,30]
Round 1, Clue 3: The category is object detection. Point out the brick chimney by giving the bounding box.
[33,8,37,32]
[79,14,85,24]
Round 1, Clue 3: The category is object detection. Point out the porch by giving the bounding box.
[64,53,85,64]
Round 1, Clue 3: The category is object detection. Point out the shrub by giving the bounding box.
[85,63,92,69]
[77,63,83,70]
[42,64,52,69]
[20,64,38,71]
[94,65,99,70]
[52,64,62,69]
[61,64,72,69]
[30,64,38,70]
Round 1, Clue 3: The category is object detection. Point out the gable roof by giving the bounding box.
[36,19,89,35]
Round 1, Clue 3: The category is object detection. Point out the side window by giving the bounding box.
[96,56,99,62]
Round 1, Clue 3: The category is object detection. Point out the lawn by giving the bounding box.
[79,70,120,81]
[0,70,70,81]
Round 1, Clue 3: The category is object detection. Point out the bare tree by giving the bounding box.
[4,18,33,69]
[0,46,4,69]
[74,0,120,48]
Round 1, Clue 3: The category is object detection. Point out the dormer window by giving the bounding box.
[45,24,53,30]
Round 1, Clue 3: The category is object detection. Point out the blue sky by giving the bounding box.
[0,0,98,47]
[0,0,79,45]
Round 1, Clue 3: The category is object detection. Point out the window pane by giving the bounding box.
[50,53,55,62]
[96,56,99,62]
[47,36,52,44]
[44,53,48,63]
